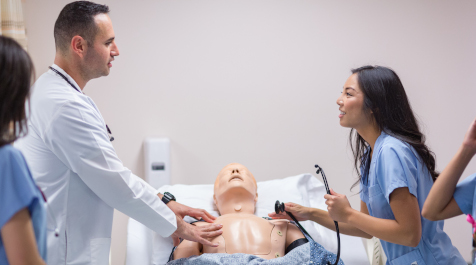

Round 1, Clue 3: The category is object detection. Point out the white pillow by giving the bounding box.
[126,173,338,265]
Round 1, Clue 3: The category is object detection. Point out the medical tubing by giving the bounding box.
[333,221,341,265]
[275,201,313,240]
[315,164,341,265]
[286,211,312,240]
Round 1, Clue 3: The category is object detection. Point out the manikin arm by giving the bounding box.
[285,223,307,247]
[172,222,207,260]
[172,239,201,260]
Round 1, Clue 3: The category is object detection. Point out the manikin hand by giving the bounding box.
[267,202,311,221]
[324,188,353,223]
[171,215,223,247]
[463,117,476,155]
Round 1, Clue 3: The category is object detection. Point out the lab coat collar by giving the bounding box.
[49,64,83,93]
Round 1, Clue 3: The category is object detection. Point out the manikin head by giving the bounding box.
[54,1,119,82]
[213,163,258,215]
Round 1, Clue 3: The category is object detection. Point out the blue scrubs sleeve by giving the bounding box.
[376,144,419,203]
[0,146,39,229]
[453,173,476,215]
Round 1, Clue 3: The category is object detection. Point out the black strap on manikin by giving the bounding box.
[285,238,309,254]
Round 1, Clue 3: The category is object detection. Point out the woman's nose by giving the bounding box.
[336,95,343,106]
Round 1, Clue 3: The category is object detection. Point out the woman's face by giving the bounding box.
[336,73,372,130]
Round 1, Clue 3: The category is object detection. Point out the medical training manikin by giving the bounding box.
[172,163,307,260]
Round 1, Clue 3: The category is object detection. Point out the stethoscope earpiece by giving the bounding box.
[314,164,321,175]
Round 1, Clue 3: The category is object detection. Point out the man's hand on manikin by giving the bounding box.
[167,200,217,223]
[171,214,223,247]
[162,196,222,247]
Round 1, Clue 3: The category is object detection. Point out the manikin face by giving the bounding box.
[214,163,258,210]
[336,73,372,130]
[83,14,119,79]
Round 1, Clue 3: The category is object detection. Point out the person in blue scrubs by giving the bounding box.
[422,116,476,262]
[269,66,465,264]
[0,36,47,264]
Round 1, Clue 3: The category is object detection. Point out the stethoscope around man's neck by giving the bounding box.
[48,66,114,142]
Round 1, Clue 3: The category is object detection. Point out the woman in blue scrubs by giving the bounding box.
[269,65,465,264]
[422,117,476,258]
[0,36,47,264]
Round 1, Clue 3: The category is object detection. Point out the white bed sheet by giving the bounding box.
[125,173,369,265]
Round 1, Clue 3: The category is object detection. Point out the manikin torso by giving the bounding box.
[172,163,305,260]
[199,214,290,259]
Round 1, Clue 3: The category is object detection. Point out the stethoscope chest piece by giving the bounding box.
[275,201,285,214]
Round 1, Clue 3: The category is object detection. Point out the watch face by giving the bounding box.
[163,192,175,203]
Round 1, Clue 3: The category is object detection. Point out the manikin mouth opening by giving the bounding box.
[229,174,244,182]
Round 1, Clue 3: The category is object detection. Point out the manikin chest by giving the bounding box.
[203,214,289,259]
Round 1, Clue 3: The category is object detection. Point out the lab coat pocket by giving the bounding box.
[91,238,111,265]
[390,249,426,265]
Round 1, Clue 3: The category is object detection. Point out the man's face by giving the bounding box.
[214,163,257,202]
[83,14,119,79]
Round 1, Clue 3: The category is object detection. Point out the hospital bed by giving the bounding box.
[125,173,372,265]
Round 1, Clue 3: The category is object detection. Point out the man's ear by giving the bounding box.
[254,193,258,203]
[71,35,87,58]
[213,194,217,207]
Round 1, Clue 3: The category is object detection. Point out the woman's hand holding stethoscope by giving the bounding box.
[267,202,312,221]
[324,188,355,223]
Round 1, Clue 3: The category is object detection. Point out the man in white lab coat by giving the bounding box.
[15,1,222,264]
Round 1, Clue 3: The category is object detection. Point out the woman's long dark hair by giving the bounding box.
[0,36,35,147]
[349,65,438,190]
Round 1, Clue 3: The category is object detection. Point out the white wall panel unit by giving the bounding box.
[144,138,170,189]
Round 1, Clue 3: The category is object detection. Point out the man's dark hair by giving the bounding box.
[0,36,35,147]
[54,1,109,52]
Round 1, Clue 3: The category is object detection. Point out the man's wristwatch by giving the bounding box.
[161,192,176,205]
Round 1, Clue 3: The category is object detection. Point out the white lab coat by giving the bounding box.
[15,65,177,265]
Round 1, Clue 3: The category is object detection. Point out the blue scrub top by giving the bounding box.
[360,131,465,265]
[454,173,476,219]
[454,172,476,265]
[0,144,47,263]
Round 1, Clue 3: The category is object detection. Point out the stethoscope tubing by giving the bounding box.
[48,66,114,142]
[275,201,313,240]
[315,164,341,265]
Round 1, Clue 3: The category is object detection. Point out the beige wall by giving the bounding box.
[23,1,476,264]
